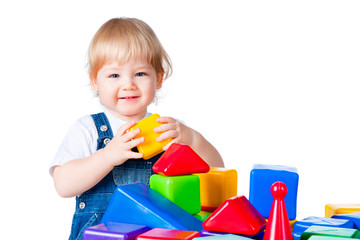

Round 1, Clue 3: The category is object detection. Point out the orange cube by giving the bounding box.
[195,167,237,212]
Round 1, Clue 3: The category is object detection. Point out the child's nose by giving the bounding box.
[122,77,136,90]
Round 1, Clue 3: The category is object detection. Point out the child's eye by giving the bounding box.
[136,72,145,77]
[109,74,120,78]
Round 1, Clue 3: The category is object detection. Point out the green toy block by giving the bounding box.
[150,174,201,215]
[194,211,212,221]
[301,225,360,240]
[308,236,359,240]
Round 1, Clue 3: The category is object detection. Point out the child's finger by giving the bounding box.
[126,136,144,149]
[156,116,175,124]
[125,151,144,160]
[162,139,176,151]
[117,121,137,136]
[121,128,141,142]
[156,130,176,143]
[154,122,176,133]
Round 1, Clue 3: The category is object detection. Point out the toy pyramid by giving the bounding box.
[152,143,210,176]
[202,195,266,236]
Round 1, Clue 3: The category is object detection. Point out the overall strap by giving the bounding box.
[91,112,114,150]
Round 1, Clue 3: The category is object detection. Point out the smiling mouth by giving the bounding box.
[119,96,139,100]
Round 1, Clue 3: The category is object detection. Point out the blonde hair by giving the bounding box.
[88,17,172,81]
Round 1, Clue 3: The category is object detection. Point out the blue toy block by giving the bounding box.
[249,164,299,220]
[83,222,150,240]
[101,182,203,232]
[332,212,360,230]
[292,216,354,239]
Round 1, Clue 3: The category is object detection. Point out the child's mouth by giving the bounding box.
[119,96,139,100]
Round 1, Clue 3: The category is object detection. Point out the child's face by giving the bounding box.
[91,58,163,121]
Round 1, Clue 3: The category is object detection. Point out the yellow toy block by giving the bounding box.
[195,167,237,212]
[325,204,360,218]
[129,114,171,159]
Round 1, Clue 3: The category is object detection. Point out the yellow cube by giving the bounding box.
[129,114,171,159]
[325,203,360,218]
[195,167,237,212]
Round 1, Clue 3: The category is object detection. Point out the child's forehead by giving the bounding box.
[101,58,154,71]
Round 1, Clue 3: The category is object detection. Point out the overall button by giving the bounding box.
[79,202,86,209]
[104,138,111,145]
[100,125,108,132]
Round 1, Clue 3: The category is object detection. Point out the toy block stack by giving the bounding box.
[292,216,354,240]
[150,143,210,216]
[332,212,360,230]
[249,164,299,221]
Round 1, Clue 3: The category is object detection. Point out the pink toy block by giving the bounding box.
[136,228,200,240]
[202,195,266,236]
[152,143,210,176]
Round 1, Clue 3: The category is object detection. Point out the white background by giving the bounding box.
[0,0,359,239]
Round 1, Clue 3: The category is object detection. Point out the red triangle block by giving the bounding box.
[202,195,266,236]
[152,143,210,176]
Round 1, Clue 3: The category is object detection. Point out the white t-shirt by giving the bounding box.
[50,109,152,176]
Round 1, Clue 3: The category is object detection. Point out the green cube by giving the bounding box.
[150,174,201,214]
[301,225,360,240]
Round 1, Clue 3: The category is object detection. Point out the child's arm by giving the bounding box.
[52,121,144,198]
[155,117,225,167]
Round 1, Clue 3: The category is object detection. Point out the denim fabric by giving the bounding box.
[68,112,161,240]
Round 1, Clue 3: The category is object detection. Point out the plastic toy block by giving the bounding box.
[325,204,360,218]
[332,212,360,230]
[249,164,299,220]
[300,225,360,240]
[293,216,354,238]
[129,114,171,159]
[152,143,210,176]
[202,195,266,236]
[195,167,237,212]
[200,230,263,240]
[83,222,150,240]
[136,228,200,240]
[308,237,359,240]
[150,174,201,214]
[263,182,293,240]
[101,182,203,232]
[194,234,252,239]
[194,211,211,222]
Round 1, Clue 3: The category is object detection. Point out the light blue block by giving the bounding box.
[332,212,360,230]
[101,182,203,232]
[293,216,354,238]
[194,234,252,239]
[249,164,299,220]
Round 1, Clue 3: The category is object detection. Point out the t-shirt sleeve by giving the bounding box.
[49,116,97,176]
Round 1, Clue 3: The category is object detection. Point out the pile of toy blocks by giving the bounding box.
[82,114,360,240]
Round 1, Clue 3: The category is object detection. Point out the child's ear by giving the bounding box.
[89,73,99,91]
[156,73,164,89]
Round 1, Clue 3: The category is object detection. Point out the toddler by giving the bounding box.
[50,17,224,240]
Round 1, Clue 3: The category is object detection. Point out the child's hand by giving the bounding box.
[102,121,144,167]
[154,116,196,150]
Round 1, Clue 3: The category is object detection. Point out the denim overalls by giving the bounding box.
[69,113,162,240]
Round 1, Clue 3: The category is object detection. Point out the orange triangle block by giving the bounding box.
[152,143,210,176]
[202,195,266,236]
